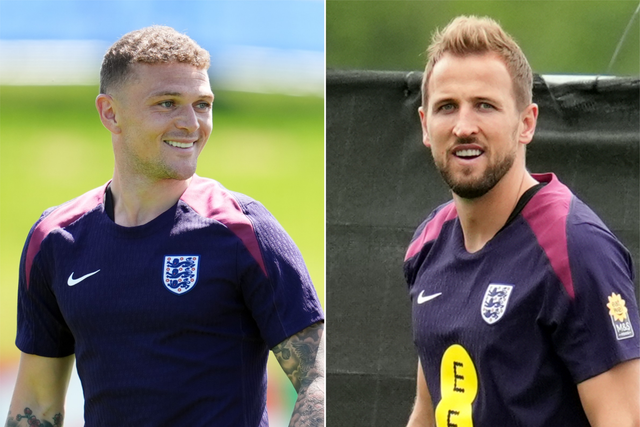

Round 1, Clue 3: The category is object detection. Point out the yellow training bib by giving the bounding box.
[435,344,478,427]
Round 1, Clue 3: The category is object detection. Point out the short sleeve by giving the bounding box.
[234,198,324,349]
[551,213,640,383]
[16,220,75,357]
[404,202,457,290]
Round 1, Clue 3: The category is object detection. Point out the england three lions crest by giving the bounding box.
[163,256,200,295]
[481,284,514,324]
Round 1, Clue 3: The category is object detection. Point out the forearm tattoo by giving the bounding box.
[288,379,324,427]
[5,408,63,427]
[272,322,324,391]
[272,322,325,427]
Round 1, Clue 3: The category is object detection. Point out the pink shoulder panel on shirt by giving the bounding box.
[405,202,457,261]
[25,184,107,289]
[181,176,267,277]
[523,173,575,299]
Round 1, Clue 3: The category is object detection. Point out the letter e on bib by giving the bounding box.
[481,284,513,325]
[163,255,200,295]
[436,344,478,427]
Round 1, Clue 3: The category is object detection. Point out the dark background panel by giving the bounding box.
[327,374,415,427]
[327,70,639,426]
[327,224,415,376]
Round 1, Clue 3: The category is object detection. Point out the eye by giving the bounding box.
[478,102,495,110]
[196,101,212,110]
[437,103,456,112]
[158,100,175,108]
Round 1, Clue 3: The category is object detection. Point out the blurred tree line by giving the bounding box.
[327,0,639,76]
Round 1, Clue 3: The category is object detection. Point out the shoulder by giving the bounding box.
[521,173,611,232]
[523,173,632,298]
[522,173,573,226]
[24,183,107,286]
[180,175,281,276]
[565,198,634,292]
[180,174,273,225]
[404,200,457,262]
[32,184,107,234]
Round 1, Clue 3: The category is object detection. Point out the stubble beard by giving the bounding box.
[144,158,198,182]
[122,143,199,183]
[434,137,517,200]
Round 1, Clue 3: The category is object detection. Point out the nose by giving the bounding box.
[176,105,200,134]
[452,107,479,138]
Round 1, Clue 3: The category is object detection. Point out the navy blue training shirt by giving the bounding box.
[404,173,640,426]
[17,175,324,426]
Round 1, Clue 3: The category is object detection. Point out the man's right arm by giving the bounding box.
[407,360,436,427]
[5,353,74,427]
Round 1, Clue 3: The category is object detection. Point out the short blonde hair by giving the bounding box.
[422,16,533,111]
[100,25,210,94]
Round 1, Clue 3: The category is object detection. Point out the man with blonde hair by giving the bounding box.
[404,15,639,426]
[6,26,324,427]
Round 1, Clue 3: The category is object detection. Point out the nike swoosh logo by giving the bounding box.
[417,291,442,304]
[67,269,101,286]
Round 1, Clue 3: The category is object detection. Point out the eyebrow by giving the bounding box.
[148,91,214,100]
[432,96,500,106]
[149,91,181,97]
[473,96,499,104]
[432,97,455,105]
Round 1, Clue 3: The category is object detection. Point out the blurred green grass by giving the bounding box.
[0,85,325,364]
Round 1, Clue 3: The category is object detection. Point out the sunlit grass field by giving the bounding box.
[0,85,324,420]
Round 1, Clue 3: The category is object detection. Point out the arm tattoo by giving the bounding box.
[272,322,323,391]
[5,408,63,427]
[272,322,325,427]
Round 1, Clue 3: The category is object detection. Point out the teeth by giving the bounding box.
[165,140,194,148]
[456,149,482,158]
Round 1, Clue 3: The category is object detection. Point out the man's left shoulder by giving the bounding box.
[181,175,275,225]
[522,173,614,239]
[564,197,631,269]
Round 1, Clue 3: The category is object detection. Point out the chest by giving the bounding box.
[409,224,561,355]
[45,226,254,338]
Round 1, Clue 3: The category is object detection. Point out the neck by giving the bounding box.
[109,171,192,227]
[453,165,538,253]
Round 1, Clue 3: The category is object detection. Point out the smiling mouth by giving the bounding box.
[164,140,195,149]
[454,148,483,159]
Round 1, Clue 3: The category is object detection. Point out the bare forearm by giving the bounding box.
[5,406,63,427]
[406,405,435,427]
[6,354,73,427]
[289,374,324,427]
[273,322,325,427]
[289,323,325,427]
[407,361,435,427]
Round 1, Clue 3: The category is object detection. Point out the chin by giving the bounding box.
[162,164,198,182]
[451,184,494,199]
[171,170,197,181]
[443,171,500,199]
[438,153,516,200]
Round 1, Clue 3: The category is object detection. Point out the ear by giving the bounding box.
[418,106,431,148]
[518,103,538,145]
[96,94,121,134]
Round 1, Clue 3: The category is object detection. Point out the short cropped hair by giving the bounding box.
[100,25,210,94]
[422,16,533,111]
